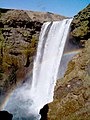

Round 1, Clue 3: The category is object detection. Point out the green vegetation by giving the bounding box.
[71,4,90,44]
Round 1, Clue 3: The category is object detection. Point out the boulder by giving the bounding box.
[0,111,13,120]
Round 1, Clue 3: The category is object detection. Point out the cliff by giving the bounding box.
[48,4,90,120]
[0,9,66,95]
[71,4,90,46]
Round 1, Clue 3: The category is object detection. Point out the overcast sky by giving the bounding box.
[0,0,90,17]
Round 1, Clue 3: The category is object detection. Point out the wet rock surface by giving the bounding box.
[0,111,13,120]
[40,104,49,120]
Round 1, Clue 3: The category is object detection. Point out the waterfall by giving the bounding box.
[30,18,72,109]
[3,19,72,120]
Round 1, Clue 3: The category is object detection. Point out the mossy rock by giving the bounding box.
[48,40,90,120]
[71,4,90,41]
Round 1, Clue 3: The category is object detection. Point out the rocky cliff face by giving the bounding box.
[71,4,90,46]
[0,9,65,95]
[48,40,90,120]
[48,4,90,120]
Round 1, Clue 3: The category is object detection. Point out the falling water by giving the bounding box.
[3,19,72,120]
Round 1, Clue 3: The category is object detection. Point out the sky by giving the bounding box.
[0,0,90,17]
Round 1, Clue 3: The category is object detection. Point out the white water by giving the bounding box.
[30,19,73,110]
[3,19,72,120]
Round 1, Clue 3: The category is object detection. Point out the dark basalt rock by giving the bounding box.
[0,111,13,120]
[39,104,49,120]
